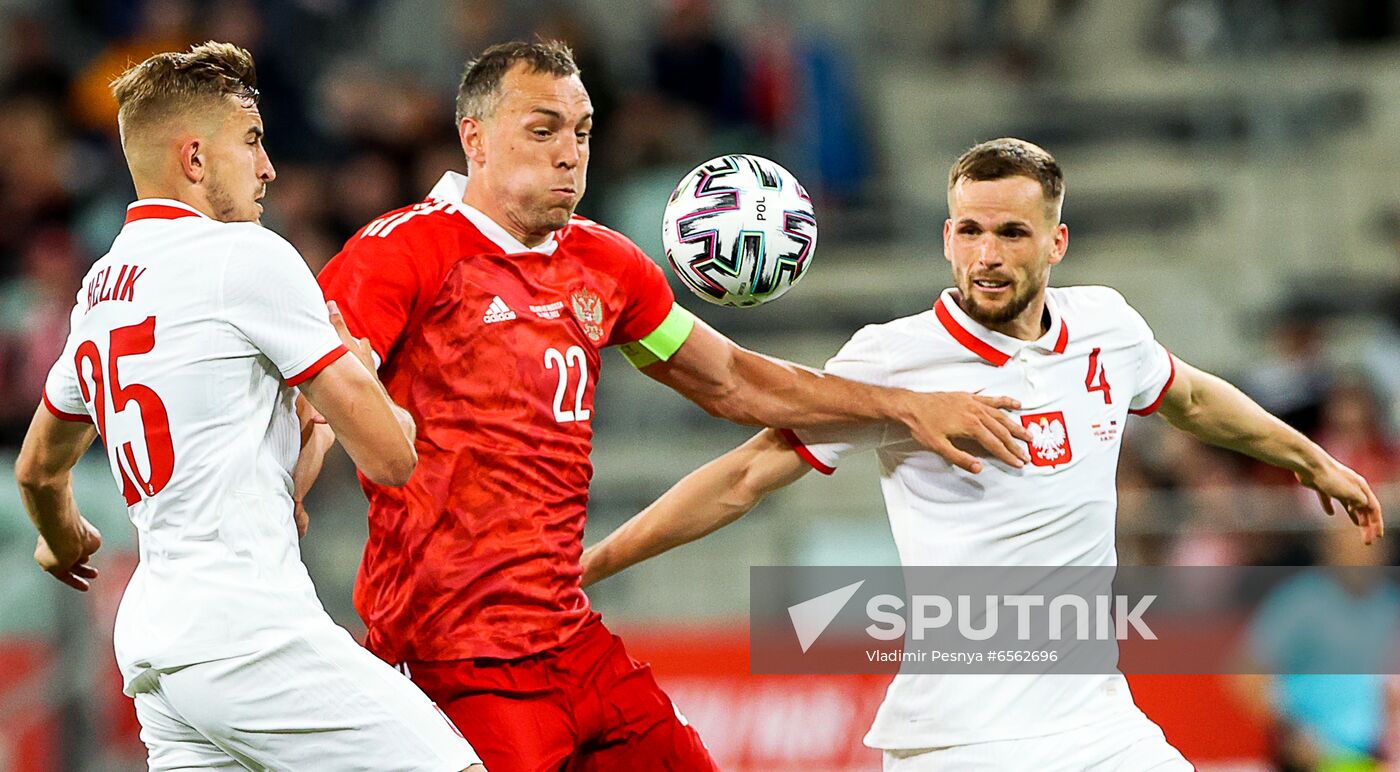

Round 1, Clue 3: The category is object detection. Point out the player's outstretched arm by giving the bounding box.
[1156,356,1385,544]
[582,429,811,587]
[641,320,1029,474]
[15,406,103,591]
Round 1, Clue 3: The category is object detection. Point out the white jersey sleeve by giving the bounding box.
[41,291,93,422]
[219,226,346,385]
[1120,295,1176,415]
[781,325,891,474]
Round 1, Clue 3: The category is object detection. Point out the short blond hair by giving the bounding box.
[110,41,258,136]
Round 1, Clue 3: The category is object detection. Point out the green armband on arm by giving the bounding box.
[618,303,697,369]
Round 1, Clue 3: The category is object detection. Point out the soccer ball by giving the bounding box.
[661,154,818,308]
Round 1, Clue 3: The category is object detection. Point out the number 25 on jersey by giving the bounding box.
[75,316,176,505]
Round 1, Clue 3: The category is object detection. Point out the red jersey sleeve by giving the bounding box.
[318,227,438,364]
[607,240,676,347]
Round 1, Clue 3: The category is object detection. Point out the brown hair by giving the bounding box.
[948,138,1064,213]
[110,41,258,135]
[455,39,580,123]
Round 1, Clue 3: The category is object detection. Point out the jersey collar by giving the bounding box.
[125,199,210,224]
[427,171,560,256]
[933,287,1069,366]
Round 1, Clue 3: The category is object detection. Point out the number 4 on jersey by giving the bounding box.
[1085,347,1112,404]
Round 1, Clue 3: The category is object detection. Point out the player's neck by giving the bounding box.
[459,190,552,249]
[132,181,218,221]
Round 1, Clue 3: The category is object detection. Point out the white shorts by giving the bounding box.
[882,709,1192,771]
[131,622,481,771]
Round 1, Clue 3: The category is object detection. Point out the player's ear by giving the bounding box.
[942,219,954,263]
[180,138,204,184]
[459,116,486,167]
[1048,222,1068,266]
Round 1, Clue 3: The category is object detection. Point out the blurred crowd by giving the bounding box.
[0,5,1397,767]
[1116,309,1400,567]
[1,0,1397,569]
[888,0,1400,77]
[1154,0,1400,59]
[0,0,873,444]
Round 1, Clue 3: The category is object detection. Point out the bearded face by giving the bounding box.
[955,267,1041,327]
[944,176,1067,338]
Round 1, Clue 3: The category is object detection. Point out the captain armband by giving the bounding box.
[618,304,697,369]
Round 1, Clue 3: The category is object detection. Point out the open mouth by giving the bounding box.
[972,278,1011,291]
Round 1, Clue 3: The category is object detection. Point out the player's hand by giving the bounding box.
[35,515,102,592]
[293,500,311,538]
[292,422,335,538]
[327,301,376,373]
[899,391,1030,473]
[1296,456,1385,544]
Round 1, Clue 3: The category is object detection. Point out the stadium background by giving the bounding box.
[0,0,1398,769]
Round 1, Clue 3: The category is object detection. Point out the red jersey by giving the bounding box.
[318,172,674,662]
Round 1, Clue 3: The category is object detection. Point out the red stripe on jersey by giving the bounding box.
[934,298,1011,366]
[1053,318,1070,354]
[42,390,92,423]
[778,428,836,475]
[285,345,348,387]
[1129,350,1176,416]
[125,204,204,224]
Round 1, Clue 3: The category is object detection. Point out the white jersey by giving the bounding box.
[42,200,347,693]
[785,286,1175,749]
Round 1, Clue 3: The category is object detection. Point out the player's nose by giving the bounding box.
[973,235,1000,266]
[555,139,580,169]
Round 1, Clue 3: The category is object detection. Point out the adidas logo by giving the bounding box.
[483,296,516,323]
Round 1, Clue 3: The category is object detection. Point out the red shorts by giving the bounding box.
[403,618,718,772]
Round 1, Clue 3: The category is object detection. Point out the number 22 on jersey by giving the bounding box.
[544,346,591,423]
[75,316,176,505]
